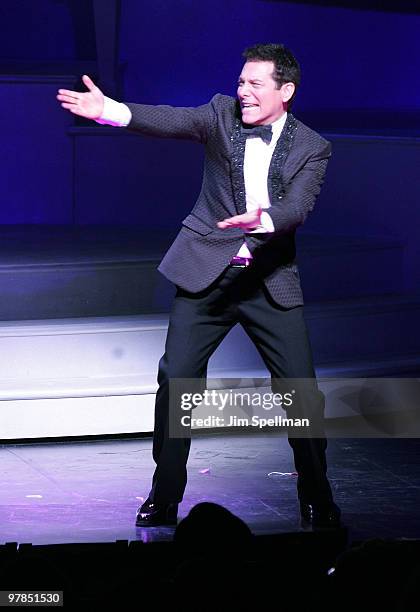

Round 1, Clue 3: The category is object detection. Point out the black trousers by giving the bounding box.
[148,264,334,507]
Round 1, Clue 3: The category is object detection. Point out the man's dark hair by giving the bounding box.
[242,43,301,108]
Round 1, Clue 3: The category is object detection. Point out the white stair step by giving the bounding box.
[2,293,420,388]
[1,358,419,440]
[1,293,419,440]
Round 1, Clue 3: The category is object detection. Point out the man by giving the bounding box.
[57,43,341,529]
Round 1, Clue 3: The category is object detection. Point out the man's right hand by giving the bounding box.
[57,75,104,120]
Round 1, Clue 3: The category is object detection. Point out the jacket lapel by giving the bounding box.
[267,113,298,204]
[230,104,248,215]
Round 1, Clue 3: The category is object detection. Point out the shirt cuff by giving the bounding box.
[95,96,132,127]
[259,211,275,232]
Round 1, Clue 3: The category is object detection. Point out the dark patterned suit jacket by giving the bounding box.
[126,94,331,308]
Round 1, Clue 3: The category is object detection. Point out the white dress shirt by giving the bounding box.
[97,98,286,258]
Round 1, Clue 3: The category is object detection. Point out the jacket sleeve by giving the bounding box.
[124,94,221,144]
[265,140,332,234]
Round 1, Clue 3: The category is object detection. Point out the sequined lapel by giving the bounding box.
[230,104,248,215]
[268,113,298,204]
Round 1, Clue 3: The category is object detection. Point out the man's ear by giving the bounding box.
[281,82,295,104]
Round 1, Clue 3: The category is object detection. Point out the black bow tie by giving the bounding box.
[241,123,273,145]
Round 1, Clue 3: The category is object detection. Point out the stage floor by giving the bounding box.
[1,433,419,545]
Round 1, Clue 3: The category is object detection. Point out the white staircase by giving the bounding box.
[2,294,419,440]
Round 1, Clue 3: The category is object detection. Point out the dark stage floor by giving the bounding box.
[1,433,419,546]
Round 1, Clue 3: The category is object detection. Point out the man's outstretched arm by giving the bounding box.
[57,75,216,143]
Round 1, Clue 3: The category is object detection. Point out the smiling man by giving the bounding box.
[57,43,341,529]
[238,59,294,125]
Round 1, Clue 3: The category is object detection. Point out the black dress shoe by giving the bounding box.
[135,499,178,527]
[300,502,341,529]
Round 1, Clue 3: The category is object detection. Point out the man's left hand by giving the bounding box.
[217,208,262,230]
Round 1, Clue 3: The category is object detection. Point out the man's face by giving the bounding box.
[237,60,291,125]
